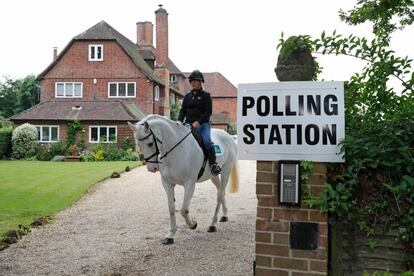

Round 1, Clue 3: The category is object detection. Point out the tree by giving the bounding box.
[279,0,414,269]
[0,77,19,118]
[15,75,40,113]
[0,75,40,118]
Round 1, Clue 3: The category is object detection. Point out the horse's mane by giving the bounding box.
[142,114,187,132]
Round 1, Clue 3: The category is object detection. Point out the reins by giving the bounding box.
[138,125,191,164]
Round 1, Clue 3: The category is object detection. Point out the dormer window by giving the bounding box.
[170,74,177,83]
[89,44,103,61]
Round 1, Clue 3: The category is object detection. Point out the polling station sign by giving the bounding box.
[237,81,345,162]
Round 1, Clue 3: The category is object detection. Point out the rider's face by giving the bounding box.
[190,80,202,90]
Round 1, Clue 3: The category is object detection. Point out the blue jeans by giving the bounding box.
[185,122,213,150]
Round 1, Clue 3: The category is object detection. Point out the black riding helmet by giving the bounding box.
[188,70,205,83]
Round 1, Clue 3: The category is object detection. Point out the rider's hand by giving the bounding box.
[176,121,183,126]
[191,121,200,129]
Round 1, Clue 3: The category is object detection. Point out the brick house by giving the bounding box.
[183,72,237,130]
[10,5,236,147]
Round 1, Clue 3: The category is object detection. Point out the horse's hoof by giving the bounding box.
[219,216,228,222]
[190,222,197,230]
[161,238,174,245]
[207,226,217,233]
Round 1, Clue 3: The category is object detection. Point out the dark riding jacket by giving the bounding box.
[178,89,212,124]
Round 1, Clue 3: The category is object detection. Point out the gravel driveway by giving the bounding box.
[0,160,257,276]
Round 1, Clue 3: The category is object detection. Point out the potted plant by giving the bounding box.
[67,144,80,156]
[275,35,318,81]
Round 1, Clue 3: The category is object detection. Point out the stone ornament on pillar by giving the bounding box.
[275,35,316,82]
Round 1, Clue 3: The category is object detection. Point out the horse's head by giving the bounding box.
[128,120,161,173]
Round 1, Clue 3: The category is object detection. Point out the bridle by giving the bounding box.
[138,125,192,164]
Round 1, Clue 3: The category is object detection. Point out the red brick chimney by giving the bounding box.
[53,47,58,61]
[136,21,153,48]
[155,4,168,66]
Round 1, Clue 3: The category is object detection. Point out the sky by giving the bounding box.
[0,0,413,86]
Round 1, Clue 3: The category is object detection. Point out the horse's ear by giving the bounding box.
[127,122,136,131]
[144,121,149,129]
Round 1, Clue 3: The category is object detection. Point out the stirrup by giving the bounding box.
[211,163,222,176]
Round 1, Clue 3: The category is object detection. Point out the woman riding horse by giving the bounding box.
[178,70,222,176]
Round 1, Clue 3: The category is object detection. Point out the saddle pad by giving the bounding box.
[213,144,223,156]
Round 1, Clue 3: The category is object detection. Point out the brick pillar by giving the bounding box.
[255,161,328,276]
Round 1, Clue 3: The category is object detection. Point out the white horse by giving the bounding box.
[128,114,239,245]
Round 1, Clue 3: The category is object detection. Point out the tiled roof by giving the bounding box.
[10,100,146,121]
[183,72,236,97]
[38,21,163,85]
[167,58,185,76]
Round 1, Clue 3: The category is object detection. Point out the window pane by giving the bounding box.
[56,83,64,96]
[90,46,95,59]
[100,127,107,142]
[127,83,135,96]
[154,86,160,101]
[170,93,175,105]
[42,127,50,142]
[118,83,126,97]
[97,46,102,59]
[109,127,116,142]
[36,127,41,141]
[74,83,82,96]
[109,83,117,97]
[51,127,58,141]
[65,83,73,96]
[90,127,98,142]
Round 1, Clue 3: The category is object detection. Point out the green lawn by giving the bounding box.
[0,161,141,237]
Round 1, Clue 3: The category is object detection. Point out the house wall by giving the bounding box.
[212,97,237,123]
[40,41,156,114]
[12,120,134,149]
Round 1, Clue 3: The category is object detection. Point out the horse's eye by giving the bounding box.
[148,142,153,147]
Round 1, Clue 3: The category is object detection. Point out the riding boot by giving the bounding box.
[207,146,221,176]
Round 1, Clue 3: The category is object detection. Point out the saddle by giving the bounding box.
[191,128,208,180]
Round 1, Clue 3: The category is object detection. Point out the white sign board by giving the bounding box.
[237,81,345,162]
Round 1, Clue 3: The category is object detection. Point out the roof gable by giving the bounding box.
[38,21,163,85]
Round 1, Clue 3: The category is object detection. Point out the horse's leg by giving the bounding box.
[161,179,176,245]
[181,181,198,230]
[209,166,233,231]
[219,194,228,222]
[208,176,222,232]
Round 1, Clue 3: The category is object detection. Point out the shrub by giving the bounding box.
[50,155,65,162]
[122,137,134,150]
[81,143,140,161]
[0,128,13,159]
[12,123,37,159]
[0,116,12,129]
[36,142,66,161]
[227,123,237,135]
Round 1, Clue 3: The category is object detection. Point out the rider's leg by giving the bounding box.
[196,122,221,175]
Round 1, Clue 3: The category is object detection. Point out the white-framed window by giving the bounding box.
[89,44,103,61]
[154,86,160,101]
[35,125,59,142]
[170,93,176,105]
[89,126,117,143]
[108,82,136,98]
[170,74,177,83]
[55,82,83,98]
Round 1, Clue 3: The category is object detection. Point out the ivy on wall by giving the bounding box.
[66,120,84,149]
[279,0,414,269]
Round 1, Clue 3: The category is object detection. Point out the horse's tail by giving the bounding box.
[228,161,239,193]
